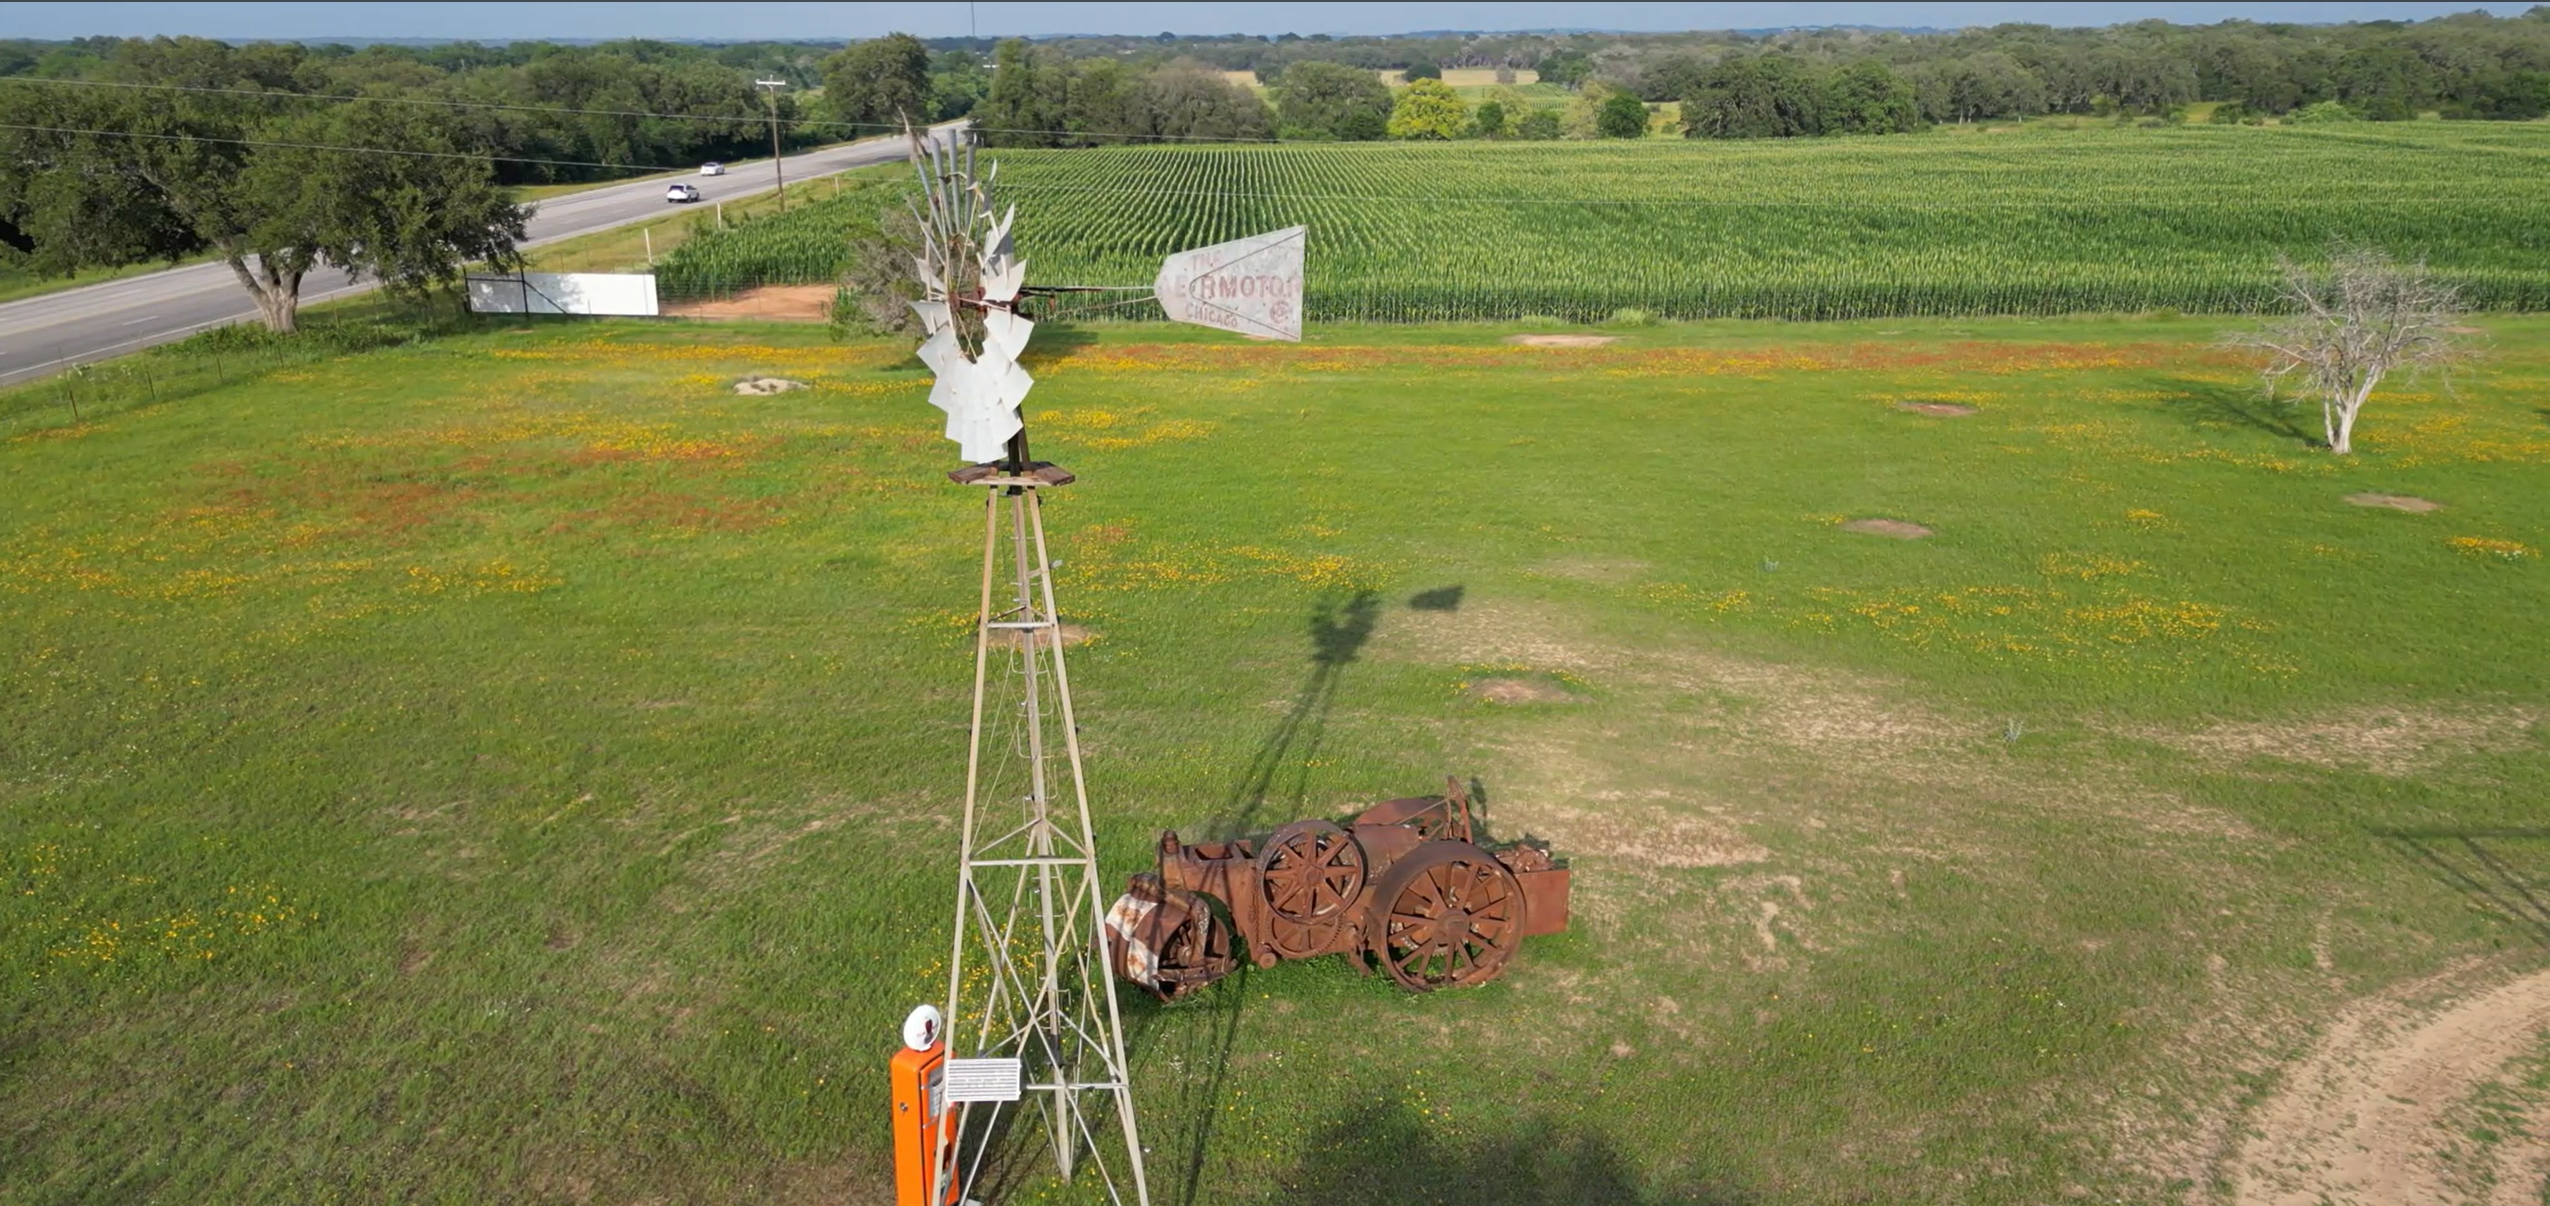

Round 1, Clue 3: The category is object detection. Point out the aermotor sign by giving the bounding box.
[1152,226,1306,342]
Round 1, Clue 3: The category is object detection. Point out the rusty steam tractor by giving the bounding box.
[1104,779,1570,997]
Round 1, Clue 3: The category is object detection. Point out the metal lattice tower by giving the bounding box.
[936,472,1149,1206]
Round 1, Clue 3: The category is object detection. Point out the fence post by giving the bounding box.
[645,228,654,266]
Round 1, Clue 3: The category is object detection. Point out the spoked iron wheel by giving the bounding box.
[1255,820,1367,959]
[1365,842,1522,992]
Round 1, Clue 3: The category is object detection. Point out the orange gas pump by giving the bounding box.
[891,1005,961,1206]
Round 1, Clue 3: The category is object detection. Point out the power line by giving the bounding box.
[6,75,859,133]
[4,122,2487,212]
[0,75,1292,145]
[0,121,696,174]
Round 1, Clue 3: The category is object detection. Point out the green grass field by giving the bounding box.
[4,312,2546,1203]
[655,122,2550,320]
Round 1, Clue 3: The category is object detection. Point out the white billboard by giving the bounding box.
[467,272,660,317]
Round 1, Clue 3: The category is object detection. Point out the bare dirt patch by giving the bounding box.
[2230,961,2550,1206]
[1520,798,1770,872]
[1503,334,1619,348]
[1840,518,1933,539]
[664,284,834,322]
[1378,600,1961,754]
[1525,557,1650,584]
[1896,401,1978,417]
[2153,706,2537,776]
[2346,492,2443,513]
[1468,677,1573,704]
[1010,623,1096,651]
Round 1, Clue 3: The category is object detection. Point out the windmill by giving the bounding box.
[902,128,1303,1206]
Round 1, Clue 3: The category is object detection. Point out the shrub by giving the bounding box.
[1515,109,1562,140]
[1274,61,1394,142]
[2292,100,2360,124]
[1597,92,1649,138]
[1387,79,1470,140]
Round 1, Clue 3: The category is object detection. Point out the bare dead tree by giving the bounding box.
[2228,243,2471,455]
[830,203,924,338]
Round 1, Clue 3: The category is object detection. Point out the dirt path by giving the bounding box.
[2231,963,2550,1206]
[662,284,834,321]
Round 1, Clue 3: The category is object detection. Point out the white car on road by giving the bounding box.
[699,162,726,176]
[666,183,702,203]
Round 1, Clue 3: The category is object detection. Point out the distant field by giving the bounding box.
[1223,68,1541,90]
[1381,67,1542,88]
[654,122,2550,321]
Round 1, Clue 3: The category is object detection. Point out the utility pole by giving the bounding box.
[756,79,788,212]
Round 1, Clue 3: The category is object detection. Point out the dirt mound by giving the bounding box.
[1840,518,1932,539]
[664,285,835,322]
[2231,962,2550,1206]
[1895,401,1977,417]
[2347,492,2442,513]
[1503,334,1619,348]
[733,376,807,396]
[1468,677,1574,704]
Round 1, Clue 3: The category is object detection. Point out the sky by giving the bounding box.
[3,1,2541,41]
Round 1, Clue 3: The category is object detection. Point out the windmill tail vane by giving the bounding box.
[901,124,1305,468]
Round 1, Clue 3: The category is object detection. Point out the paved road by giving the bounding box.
[0,125,955,387]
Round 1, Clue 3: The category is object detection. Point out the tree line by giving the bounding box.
[1,36,837,187]
[914,9,2550,125]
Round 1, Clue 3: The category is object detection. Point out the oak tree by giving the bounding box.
[0,39,526,333]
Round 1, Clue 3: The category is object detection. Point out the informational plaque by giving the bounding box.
[943,1057,1024,1104]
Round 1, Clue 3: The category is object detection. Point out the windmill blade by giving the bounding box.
[982,257,1026,305]
[912,299,951,337]
[1153,226,1307,342]
[984,308,1034,361]
[986,204,1016,264]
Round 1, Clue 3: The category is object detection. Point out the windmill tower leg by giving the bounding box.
[941,476,1150,1206]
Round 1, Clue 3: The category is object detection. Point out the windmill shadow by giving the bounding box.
[2371,827,2550,946]
[1408,584,1465,612]
[1111,960,1255,1206]
[1278,1101,1749,1205]
[1208,590,1381,841]
[1116,590,1380,1206]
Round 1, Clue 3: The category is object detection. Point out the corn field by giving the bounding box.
[659,123,2550,320]
[652,179,897,303]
